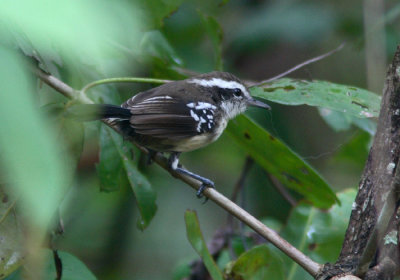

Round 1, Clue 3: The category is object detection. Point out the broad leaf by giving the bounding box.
[102,126,157,230]
[228,245,285,280]
[97,125,127,192]
[185,210,223,280]
[251,78,380,118]
[0,48,69,231]
[227,115,338,208]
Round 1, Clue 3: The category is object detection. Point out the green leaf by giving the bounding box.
[251,78,381,118]
[47,251,97,280]
[0,190,24,278]
[140,31,183,66]
[96,125,126,192]
[332,131,371,167]
[228,245,285,280]
[0,0,143,77]
[139,31,186,79]
[137,0,186,29]
[103,126,157,230]
[227,115,338,208]
[318,108,376,135]
[199,12,223,71]
[0,48,69,231]
[281,189,357,280]
[184,210,223,280]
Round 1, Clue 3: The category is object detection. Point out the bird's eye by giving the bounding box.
[233,88,242,97]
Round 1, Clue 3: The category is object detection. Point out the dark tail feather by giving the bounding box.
[66,104,132,121]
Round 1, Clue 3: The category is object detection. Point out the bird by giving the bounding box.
[75,71,270,197]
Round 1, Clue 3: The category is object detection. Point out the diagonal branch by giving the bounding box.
[34,67,322,277]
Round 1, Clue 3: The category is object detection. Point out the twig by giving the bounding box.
[0,200,17,225]
[250,43,345,87]
[229,157,254,204]
[34,68,322,277]
[227,157,254,257]
[266,173,297,207]
[81,77,171,95]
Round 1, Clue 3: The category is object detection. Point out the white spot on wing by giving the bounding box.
[190,110,200,121]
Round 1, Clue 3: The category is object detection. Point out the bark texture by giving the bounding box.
[317,45,400,279]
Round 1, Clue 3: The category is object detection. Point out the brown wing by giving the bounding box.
[127,98,216,140]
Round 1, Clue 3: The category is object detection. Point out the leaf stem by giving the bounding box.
[81,77,171,94]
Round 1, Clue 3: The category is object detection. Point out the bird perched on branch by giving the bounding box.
[74,71,270,197]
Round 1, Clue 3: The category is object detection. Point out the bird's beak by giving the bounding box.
[247,98,271,110]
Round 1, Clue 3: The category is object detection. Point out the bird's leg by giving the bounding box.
[168,152,215,199]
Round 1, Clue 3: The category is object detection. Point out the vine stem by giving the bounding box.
[34,68,322,277]
[81,77,171,94]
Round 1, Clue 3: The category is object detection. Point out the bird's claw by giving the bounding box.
[196,181,215,204]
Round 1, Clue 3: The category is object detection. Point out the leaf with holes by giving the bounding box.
[251,78,381,118]
[227,115,338,208]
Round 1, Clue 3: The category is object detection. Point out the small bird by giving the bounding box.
[77,71,270,197]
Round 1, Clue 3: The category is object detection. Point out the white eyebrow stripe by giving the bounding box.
[188,78,249,97]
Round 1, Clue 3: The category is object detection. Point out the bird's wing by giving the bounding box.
[127,95,217,139]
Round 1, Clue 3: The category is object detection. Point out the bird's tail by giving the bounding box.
[66,104,132,121]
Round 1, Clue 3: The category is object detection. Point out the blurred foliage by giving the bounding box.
[0,0,399,279]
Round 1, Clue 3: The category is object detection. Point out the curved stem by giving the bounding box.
[81,77,171,94]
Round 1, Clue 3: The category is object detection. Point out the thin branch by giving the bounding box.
[0,199,17,225]
[34,69,322,277]
[250,43,345,87]
[229,157,254,204]
[227,157,254,257]
[81,77,171,95]
[266,173,297,207]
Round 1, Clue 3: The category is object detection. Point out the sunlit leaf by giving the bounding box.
[228,245,285,279]
[227,115,338,208]
[0,0,143,79]
[103,126,157,230]
[251,78,380,118]
[184,210,223,280]
[0,48,68,231]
